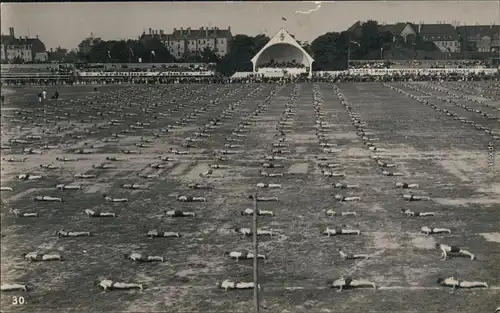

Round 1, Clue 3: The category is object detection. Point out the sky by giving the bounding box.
[1,1,499,50]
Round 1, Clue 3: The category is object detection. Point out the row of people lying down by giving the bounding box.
[48,228,183,238]
[8,178,236,192]
[11,206,199,218]
[10,243,476,266]
[10,211,459,240]
[386,84,499,138]
[234,223,453,237]
[319,193,430,202]
[429,82,499,111]
[2,276,491,293]
[224,248,367,261]
[21,203,430,222]
[408,82,500,118]
[338,92,473,263]
[26,194,211,203]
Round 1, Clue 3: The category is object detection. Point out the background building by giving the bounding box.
[419,24,461,53]
[457,25,500,52]
[379,22,418,42]
[78,33,102,55]
[167,26,232,59]
[1,27,47,63]
[140,26,233,60]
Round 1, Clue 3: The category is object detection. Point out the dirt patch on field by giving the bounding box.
[367,204,387,213]
[439,160,471,182]
[37,240,61,251]
[174,267,209,277]
[288,133,316,144]
[370,232,401,249]
[409,235,436,249]
[433,198,500,206]
[84,182,113,194]
[288,163,309,174]
[296,146,308,153]
[438,151,489,182]
[477,183,500,195]
[340,147,369,158]
[169,162,191,176]
[479,232,500,243]
[326,132,355,140]
[183,164,210,181]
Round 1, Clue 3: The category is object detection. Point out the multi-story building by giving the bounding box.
[78,33,102,55]
[347,21,464,53]
[379,22,418,42]
[418,24,461,53]
[168,26,232,59]
[1,27,47,63]
[457,25,500,52]
[139,28,169,44]
[1,39,9,61]
[141,26,232,60]
[347,21,418,42]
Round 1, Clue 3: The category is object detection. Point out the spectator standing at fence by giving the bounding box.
[42,89,47,100]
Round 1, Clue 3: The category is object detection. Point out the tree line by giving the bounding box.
[70,20,440,75]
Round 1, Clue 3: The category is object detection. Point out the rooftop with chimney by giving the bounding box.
[1,27,46,53]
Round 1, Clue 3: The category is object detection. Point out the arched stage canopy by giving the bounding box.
[251,28,315,77]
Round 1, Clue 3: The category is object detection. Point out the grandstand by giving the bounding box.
[0,64,74,81]
[350,59,497,69]
[74,63,216,82]
[75,62,215,72]
[1,62,217,83]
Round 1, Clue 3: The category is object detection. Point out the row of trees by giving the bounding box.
[217,21,399,74]
[73,38,220,64]
[60,20,442,75]
[218,20,443,74]
[84,39,174,63]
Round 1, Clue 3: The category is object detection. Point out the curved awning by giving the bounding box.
[251,28,314,69]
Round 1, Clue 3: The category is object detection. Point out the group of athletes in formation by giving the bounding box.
[1,79,498,313]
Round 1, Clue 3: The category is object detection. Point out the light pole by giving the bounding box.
[252,194,259,313]
[347,39,351,68]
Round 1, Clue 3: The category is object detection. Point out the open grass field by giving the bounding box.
[1,81,499,313]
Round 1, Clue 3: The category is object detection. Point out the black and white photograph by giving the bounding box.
[1,1,500,312]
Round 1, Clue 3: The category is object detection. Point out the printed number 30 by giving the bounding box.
[12,296,26,305]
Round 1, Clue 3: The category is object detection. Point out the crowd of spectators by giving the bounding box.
[313,71,499,82]
[229,71,499,84]
[0,76,223,86]
[257,60,306,69]
[1,64,74,75]
[1,79,74,86]
[349,61,393,69]
[2,59,498,86]
[2,70,497,87]
[429,60,495,69]
[350,59,497,70]
[75,63,215,73]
